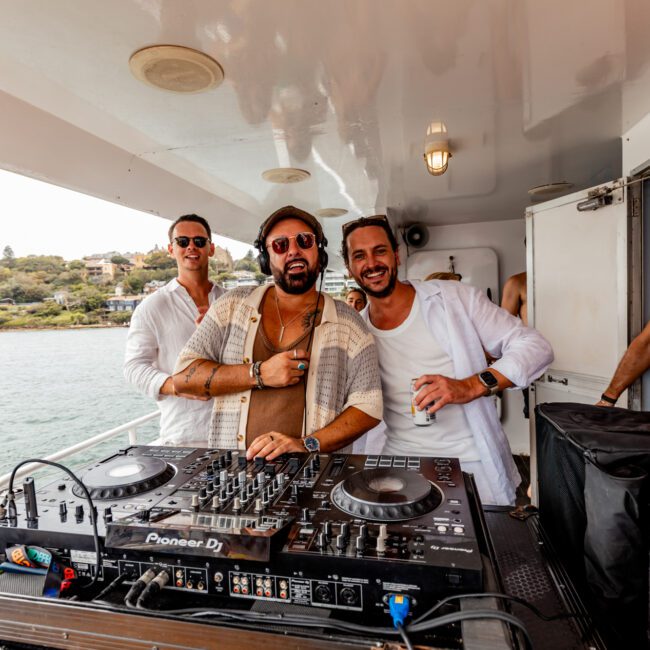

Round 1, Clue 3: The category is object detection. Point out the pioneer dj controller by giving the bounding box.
[0,447,484,620]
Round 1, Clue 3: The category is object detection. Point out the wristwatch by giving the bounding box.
[303,435,321,453]
[477,370,499,396]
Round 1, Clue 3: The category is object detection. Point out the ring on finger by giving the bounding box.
[297,362,306,371]
[293,349,297,359]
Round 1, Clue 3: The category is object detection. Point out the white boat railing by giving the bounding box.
[0,411,160,490]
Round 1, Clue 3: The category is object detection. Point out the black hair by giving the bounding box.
[340,216,399,265]
[168,214,212,242]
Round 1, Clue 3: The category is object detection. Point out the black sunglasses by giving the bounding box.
[173,236,210,248]
[341,215,389,237]
[267,232,316,255]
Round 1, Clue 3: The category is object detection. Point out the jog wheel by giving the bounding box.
[331,468,442,521]
[73,455,175,500]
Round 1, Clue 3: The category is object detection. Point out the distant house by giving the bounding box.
[143,280,166,295]
[52,291,68,306]
[84,257,117,280]
[222,270,259,290]
[105,295,142,312]
[323,270,347,296]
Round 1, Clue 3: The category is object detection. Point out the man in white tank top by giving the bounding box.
[342,216,553,506]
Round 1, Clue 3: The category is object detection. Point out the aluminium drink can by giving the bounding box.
[411,378,435,426]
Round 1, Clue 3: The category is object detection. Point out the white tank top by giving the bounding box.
[366,298,480,461]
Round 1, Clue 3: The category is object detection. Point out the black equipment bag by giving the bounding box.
[536,402,650,648]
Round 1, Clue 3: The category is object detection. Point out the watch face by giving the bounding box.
[304,436,320,452]
[479,371,498,387]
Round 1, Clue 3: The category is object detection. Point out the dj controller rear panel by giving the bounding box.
[0,446,605,649]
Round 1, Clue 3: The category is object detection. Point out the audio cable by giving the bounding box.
[5,458,102,590]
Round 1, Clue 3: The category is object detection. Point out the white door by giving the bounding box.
[527,178,636,499]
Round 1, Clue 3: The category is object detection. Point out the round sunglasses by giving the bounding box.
[267,232,316,255]
[173,236,210,248]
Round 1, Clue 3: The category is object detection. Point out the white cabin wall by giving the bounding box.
[402,218,530,454]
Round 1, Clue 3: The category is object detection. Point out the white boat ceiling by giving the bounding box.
[1,0,650,263]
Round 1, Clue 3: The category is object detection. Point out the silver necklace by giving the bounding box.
[274,292,311,343]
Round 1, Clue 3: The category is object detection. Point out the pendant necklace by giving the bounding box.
[275,292,311,343]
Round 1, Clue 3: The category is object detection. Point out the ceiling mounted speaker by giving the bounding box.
[403,223,429,249]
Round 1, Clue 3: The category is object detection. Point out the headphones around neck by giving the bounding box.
[254,220,329,276]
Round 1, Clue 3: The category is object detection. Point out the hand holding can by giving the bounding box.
[411,378,436,426]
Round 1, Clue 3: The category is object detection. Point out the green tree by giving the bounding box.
[144,250,175,270]
[68,260,85,271]
[68,285,107,312]
[234,250,259,273]
[2,245,15,268]
[111,255,130,265]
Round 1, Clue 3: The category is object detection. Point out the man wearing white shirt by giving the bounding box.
[124,214,224,445]
[342,215,553,505]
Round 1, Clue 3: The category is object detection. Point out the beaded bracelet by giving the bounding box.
[253,361,265,390]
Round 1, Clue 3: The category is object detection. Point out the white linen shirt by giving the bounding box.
[365,280,553,505]
[123,278,224,445]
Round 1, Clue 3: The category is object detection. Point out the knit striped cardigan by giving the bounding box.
[174,285,383,449]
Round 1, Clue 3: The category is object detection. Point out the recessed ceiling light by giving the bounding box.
[129,45,224,93]
[315,208,348,218]
[262,168,311,184]
[528,182,574,198]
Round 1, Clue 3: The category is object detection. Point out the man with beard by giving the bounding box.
[342,215,553,505]
[173,206,382,458]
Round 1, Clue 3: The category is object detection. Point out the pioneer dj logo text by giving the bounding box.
[145,532,223,552]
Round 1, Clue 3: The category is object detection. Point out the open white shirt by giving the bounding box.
[362,280,553,505]
[366,298,480,460]
[123,278,223,445]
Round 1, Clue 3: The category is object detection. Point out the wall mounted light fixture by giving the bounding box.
[424,121,451,176]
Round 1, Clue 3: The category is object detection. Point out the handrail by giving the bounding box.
[0,411,160,490]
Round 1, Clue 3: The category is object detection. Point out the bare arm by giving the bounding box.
[414,368,513,414]
[246,406,380,460]
[597,322,650,405]
[172,349,312,398]
[501,275,523,318]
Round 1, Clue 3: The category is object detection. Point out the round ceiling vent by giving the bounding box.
[261,168,311,184]
[527,182,573,199]
[129,45,224,93]
[315,208,348,218]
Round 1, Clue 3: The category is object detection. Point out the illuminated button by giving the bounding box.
[453,526,464,534]
[436,525,448,533]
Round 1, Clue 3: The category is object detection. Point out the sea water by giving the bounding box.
[0,328,159,480]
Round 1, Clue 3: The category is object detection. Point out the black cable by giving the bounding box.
[413,590,584,625]
[396,622,414,650]
[135,602,532,649]
[6,458,102,590]
[92,572,129,602]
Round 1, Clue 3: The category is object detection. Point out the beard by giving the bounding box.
[271,258,320,294]
[356,264,398,299]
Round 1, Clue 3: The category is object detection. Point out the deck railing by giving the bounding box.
[0,411,160,490]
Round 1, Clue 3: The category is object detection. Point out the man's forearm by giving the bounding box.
[604,337,650,400]
[313,407,379,452]
[172,359,255,398]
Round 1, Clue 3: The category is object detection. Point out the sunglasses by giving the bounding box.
[173,236,210,248]
[341,214,389,238]
[267,232,316,255]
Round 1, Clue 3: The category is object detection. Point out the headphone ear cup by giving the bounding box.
[258,251,271,275]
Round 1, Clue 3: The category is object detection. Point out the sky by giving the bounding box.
[0,168,255,261]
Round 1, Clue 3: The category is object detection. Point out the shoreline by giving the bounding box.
[0,323,127,333]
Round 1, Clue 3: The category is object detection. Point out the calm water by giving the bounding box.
[0,328,159,480]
